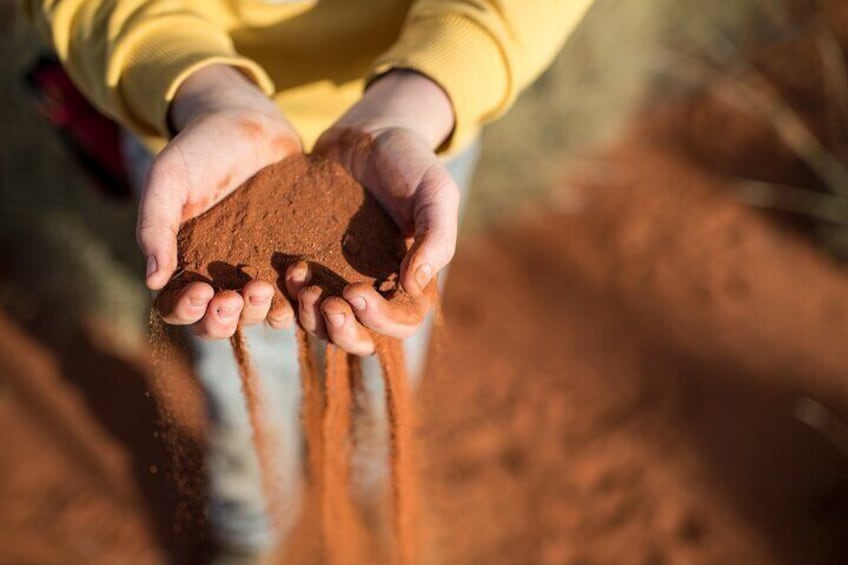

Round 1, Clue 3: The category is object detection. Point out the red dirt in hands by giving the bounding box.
[160,153,409,312]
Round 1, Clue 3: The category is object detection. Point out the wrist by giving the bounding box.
[168,64,274,133]
[360,70,455,149]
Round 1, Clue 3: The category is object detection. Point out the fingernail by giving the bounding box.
[189,296,207,307]
[350,296,367,311]
[415,263,433,290]
[326,313,345,328]
[218,307,237,321]
[146,255,158,278]
[290,264,309,283]
[249,294,272,306]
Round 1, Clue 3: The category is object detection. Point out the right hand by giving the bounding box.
[139,64,301,339]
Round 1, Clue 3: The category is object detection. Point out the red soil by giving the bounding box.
[160,153,409,309]
[4,132,848,561]
[416,140,848,564]
[0,312,209,563]
[377,336,420,565]
[322,344,369,564]
[5,128,848,562]
[5,6,848,561]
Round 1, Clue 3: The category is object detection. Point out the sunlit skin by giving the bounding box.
[138,64,457,355]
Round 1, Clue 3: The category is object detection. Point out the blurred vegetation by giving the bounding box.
[471,0,802,228]
[0,10,146,349]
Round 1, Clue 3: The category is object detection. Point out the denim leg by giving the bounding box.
[194,324,303,550]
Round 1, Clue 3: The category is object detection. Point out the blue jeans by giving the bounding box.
[123,134,480,550]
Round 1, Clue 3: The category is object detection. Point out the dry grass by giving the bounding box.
[468,0,786,228]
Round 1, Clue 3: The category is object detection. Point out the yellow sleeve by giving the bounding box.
[371,0,595,150]
[23,0,274,137]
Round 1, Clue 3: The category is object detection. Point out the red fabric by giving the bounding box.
[26,57,132,199]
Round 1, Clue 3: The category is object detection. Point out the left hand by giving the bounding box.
[287,70,459,355]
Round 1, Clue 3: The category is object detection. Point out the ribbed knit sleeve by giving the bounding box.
[371,0,594,150]
[24,0,275,137]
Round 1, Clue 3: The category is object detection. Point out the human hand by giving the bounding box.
[287,70,459,355]
[141,64,301,338]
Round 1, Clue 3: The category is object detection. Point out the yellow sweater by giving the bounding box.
[25,0,593,153]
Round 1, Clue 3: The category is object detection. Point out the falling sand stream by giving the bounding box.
[153,154,425,564]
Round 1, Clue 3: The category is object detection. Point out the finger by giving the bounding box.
[240,280,274,325]
[193,290,244,340]
[322,297,375,356]
[137,154,186,291]
[282,260,311,331]
[298,285,327,339]
[343,283,430,339]
[267,299,294,329]
[284,261,311,301]
[401,165,460,296]
[161,281,215,325]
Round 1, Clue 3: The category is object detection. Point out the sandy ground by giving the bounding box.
[3,129,848,562]
[418,137,848,564]
[3,0,848,563]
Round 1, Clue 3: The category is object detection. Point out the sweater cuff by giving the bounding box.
[370,12,510,152]
[116,22,275,137]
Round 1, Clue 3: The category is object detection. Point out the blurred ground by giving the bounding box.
[421,131,848,564]
[3,0,848,563]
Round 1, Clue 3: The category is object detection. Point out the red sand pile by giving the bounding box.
[157,154,420,564]
[162,154,408,305]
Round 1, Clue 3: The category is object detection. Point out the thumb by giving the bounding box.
[136,160,185,291]
[401,164,460,296]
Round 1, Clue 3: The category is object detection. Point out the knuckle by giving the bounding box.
[134,221,156,247]
[440,245,457,267]
[213,326,234,340]
[353,340,376,357]
[136,221,178,244]
[168,306,195,325]
[432,172,460,200]
[356,334,377,355]
[268,303,292,320]
[267,316,291,329]
[161,314,181,325]
[300,313,315,330]
[146,154,182,188]
[332,333,366,356]
[240,315,262,325]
